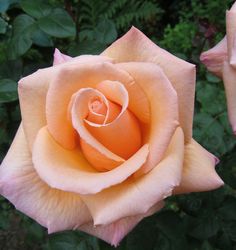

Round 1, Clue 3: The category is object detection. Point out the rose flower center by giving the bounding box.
[80,94,142,171]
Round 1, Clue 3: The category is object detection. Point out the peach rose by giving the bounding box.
[200,2,236,134]
[0,27,223,246]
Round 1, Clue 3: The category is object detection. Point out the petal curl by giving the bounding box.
[71,87,124,163]
[53,48,72,65]
[200,36,228,78]
[72,83,141,165]
[19,55,111,150]
[80,127,184,225]
[32,126,149,194]
[46,62,134,149]
[79,202,164,247]
[102,27,196,141]
[117,62,179,174]
[223,61,236,133]
[0,125,91,233]
[173,139,224,194]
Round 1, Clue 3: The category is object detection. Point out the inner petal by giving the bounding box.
[89,98,106,115]
[85,101,141,160]
[71,82,143,171]
[87,97,107,124]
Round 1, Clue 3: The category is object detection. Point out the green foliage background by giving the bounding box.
[0,0,236,249]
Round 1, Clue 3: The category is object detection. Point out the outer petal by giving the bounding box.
[19,55,112,150]
[53,48,72,65]
[79,202,164,247]
[226,9,236,62]
[232,1,236,11]
[102,27,196,142]
[200,36,228,78]
[117,62,179,174]
[0,125,92,233]
[223,61,236,133]
[32,126,149,194]
[80,127,184,226]
[173,139,224,194]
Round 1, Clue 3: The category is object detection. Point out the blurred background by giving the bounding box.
[0,0,236,249]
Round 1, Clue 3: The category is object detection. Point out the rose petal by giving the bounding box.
[19,55,111,150]
[173,139,224,194]
[102,27,196,141]
[71,82,141,165]
[46,62,134,149]
[230,33,236,67]
[71,87,125,165]
[223,61,236,133]
[0,125,92,233]
[80,127,184,225]
[200,36,228,78]
[32,126,149,194]
[117,62,179,174]
[79,202,164,247]
[226,10,236,62]
[231,1,236,11]
[53,48,72,65]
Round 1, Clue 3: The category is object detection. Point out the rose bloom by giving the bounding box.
[0,27,223,246]
[200,2,236,134]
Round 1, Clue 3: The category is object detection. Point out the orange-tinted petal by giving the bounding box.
[79,202,164,247]
[71,87,125,164]
[80,128,184,225]
[18,55,112,150]
[117,62,179,174]
[73,81,142,162]
[32,126,149,194]
[0,125,92,233]
[174,139,224,194]
[46,62,133,149]
[102,27,196,141]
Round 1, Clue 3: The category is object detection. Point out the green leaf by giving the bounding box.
[20,0,52,19]
[12,14,35,37]
[206,72,221,83]
[201,240,214,250]
[94,19,117,44]
[217,147,236,189]
[218,197,236,221]
[0,17,7,34]
[155,211,188,249]
[0,79,18,103]
[68,40,106,56]
[197,83,225,115]
[31,24,53,47]
[48,232,100,250]
[223,221,236,241]
[126,215,159,250]
[38,8,76,38]
[188,213,220,240]
[0,0,10,12]
[193,112,225,153]
[0,59,22,80]
[0,213,10,230]
[7,14,35,59]
[8,34,33,59]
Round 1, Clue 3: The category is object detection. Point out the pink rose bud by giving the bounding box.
[200,1,236,134]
